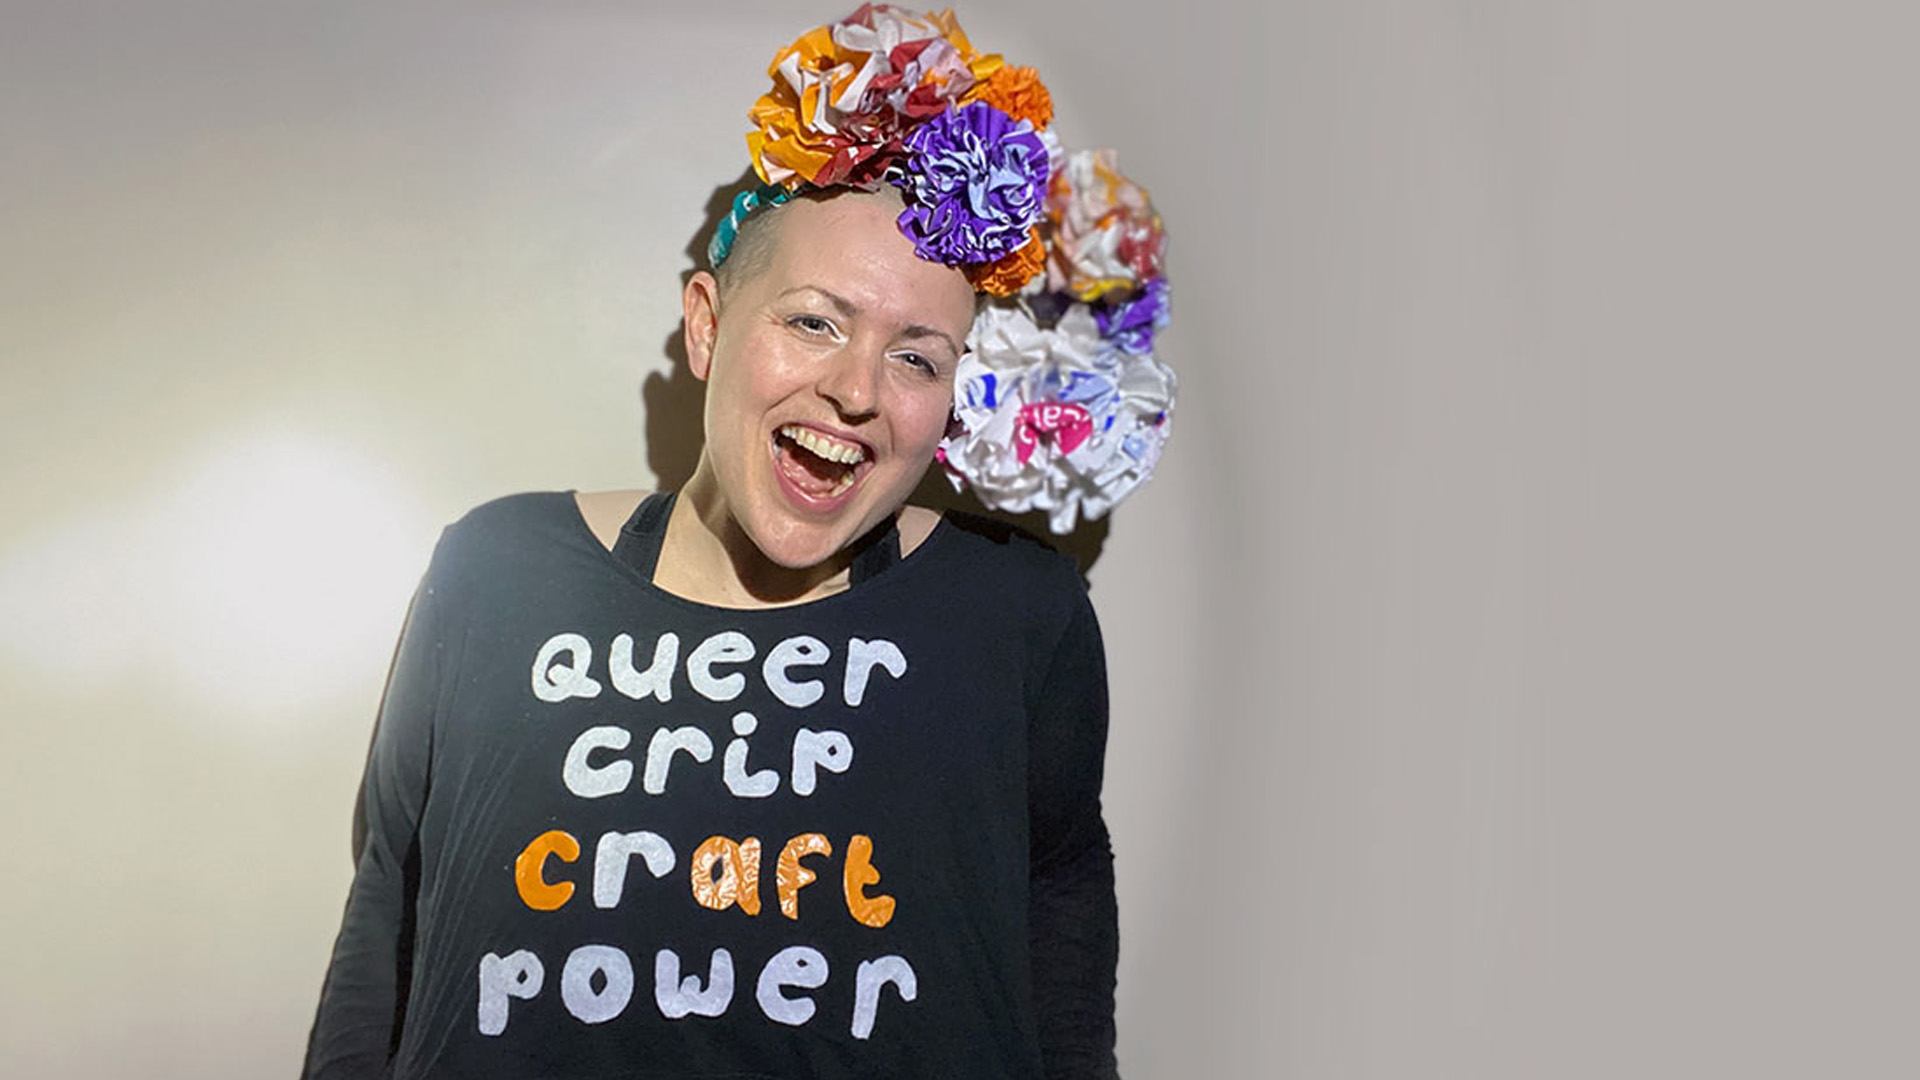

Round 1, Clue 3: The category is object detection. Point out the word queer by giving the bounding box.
[478,944,917,1041]
[532,631,908,709]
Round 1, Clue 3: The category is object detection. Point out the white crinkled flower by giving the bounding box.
[942,303,1176,533]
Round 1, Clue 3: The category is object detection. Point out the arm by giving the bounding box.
[1028,590,1121,1080]
[303,570,446,1078]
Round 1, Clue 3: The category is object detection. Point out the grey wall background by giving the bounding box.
[3,0,1915,1076]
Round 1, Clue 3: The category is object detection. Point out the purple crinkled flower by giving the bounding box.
[1095,277,1172,354]
[895,101,1049,265]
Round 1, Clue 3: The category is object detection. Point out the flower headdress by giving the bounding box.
[716,4,1175,533]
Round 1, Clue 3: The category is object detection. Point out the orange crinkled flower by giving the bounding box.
[963,64,1053,129]
[745,5,1002,187]
[966,227,1048,296]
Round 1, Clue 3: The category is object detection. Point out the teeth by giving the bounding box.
[780,424,868,466]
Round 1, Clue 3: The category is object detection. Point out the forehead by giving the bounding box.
[756,192,976,337]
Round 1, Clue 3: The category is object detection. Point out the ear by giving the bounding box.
[682,270,722,382]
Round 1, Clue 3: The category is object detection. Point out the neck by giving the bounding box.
[658,462,860,607]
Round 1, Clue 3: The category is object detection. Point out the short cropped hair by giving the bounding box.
[711,196,791,303]
[708,186,984,317]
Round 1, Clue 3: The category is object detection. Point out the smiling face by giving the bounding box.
[681,187,977,574]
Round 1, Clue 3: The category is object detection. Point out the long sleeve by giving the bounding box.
[1027,589,1121,1080]
[303,568,448,1079]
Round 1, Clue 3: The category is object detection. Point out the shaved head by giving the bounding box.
[712,196,790,302]
[711,186,988,325]
[713,187,908,303]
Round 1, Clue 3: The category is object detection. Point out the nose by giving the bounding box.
[815,344,882,420]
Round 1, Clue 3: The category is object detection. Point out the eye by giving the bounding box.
[892,351,939,377]
[787,313,838,337]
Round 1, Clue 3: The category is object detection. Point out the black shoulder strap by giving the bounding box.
[610,490,675,581]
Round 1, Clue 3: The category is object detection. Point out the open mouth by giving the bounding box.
[773,423,871,500]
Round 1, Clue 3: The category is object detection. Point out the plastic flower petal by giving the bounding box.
[1045,148,1167,301]
[746,5,999,187]
[941,303,1176,533]
[963,64,1053,129]
[966,226,1047,296]
[839,5,1001,119]
[1094,277,1171,354]
[896,101,1050,264]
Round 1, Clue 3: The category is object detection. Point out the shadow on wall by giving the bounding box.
[640,171,1112,580]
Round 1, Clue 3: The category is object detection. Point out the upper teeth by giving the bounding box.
[781,424,867,465]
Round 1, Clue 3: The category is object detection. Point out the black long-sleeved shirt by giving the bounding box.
[304,491,1118,1078]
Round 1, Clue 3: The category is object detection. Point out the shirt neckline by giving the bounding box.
[561,489,954,616]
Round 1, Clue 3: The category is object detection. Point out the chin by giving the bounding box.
[746,508,884,571]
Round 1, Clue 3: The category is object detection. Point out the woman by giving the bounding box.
[306,8,1171,1078]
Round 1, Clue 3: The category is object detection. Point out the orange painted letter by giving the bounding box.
[842,834,896,928]
[689,835,763,916]
[776,833,833,920]
[515,829,580,911]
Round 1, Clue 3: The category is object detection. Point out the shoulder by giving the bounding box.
[443,490,581,540]
[913,512,1104,699]
[424,490,598,585]
[935,509,1077,569]
[919,508,1090,609]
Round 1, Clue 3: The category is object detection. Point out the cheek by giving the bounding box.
[892,384,956,452]
[711,343,799,419]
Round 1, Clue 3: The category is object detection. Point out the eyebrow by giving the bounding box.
[777,285,963,357]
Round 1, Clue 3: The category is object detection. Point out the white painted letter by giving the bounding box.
[561,944,634,1025]
[654,947,736,1019]
[532,633,602,703]
[763,634,829,708]
[593,830,675,909]
[851,955,919,1040]
[723,711,779,798]
[643,726,714,794]
[843,637,907,707]
[688,631,755,702]
[563,725,632,799]
[755,945,828,1026]
[791,728,853,796]
[477,950,544,1036]
[610,631,679,702]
